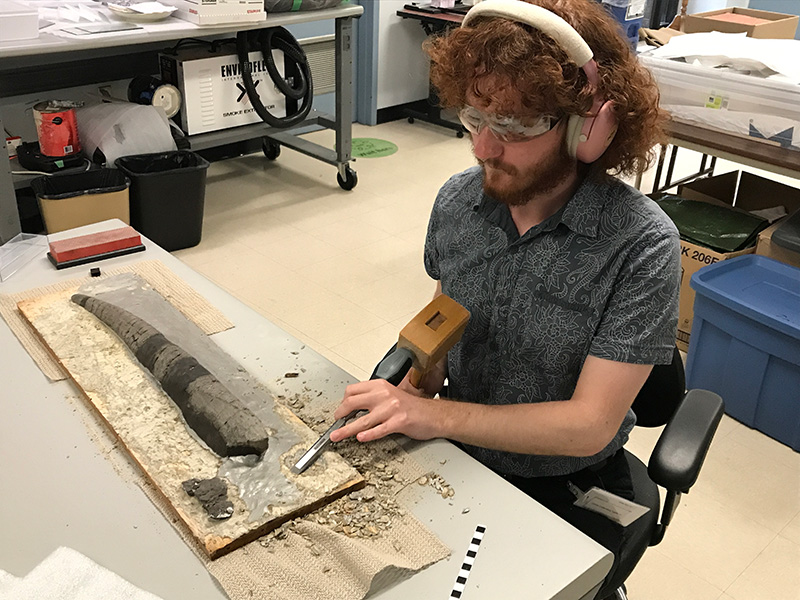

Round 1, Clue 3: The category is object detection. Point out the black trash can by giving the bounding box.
[115,151,209,251]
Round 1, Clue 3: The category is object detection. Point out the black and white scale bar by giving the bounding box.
[449,524,486,599]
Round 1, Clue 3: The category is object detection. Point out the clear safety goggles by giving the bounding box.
[458,105,560,143]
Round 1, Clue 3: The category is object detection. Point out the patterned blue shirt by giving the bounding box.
[424,166,680,477]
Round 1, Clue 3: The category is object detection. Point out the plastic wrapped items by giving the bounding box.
[76,103,177,166]
[264,0,341,12]
[640,51,800,150]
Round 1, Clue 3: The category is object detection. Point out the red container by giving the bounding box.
[33,101,82,157]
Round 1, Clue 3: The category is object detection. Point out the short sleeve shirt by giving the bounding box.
[424,166,681,478]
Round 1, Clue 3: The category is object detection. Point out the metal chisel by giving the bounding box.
[290,346,414,475]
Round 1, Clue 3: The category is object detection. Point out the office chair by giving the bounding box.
[371,345,724,600]
[597,347,724,600]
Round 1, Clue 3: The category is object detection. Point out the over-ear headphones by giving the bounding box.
[461,0,618,163]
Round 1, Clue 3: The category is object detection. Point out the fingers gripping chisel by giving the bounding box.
[290,294,471,475]
[290,346,414,475]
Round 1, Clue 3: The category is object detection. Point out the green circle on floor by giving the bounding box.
[350,138,398,158]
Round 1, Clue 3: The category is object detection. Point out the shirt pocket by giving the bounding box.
[512,291,596,371]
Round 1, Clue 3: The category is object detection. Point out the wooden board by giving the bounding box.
[18,283,364,559]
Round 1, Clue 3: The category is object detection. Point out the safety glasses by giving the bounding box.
[457,106,560,143]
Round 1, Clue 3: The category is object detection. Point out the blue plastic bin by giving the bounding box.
[686,255,800,450]
[601,0,644,48]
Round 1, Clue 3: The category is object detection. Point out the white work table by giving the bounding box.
[0,4,363,61]
[0,222,612,600]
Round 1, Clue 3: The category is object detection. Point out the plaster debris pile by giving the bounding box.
[417,473,456,499]
[259,389,457,546]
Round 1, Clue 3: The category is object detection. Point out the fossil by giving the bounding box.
[71,293,269,458]
[182,477,234,520]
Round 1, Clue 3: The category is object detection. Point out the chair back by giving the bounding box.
[631,346,686,427]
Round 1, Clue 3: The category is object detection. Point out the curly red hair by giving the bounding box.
[424,0,667,177]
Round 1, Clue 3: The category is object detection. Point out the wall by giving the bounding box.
[747,0,800,39]
[375,1,430,111]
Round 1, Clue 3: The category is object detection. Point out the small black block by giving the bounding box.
[90,267,101,277]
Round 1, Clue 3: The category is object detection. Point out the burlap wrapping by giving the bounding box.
[70,387,451,599]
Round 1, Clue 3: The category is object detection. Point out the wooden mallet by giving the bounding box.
[397,294,471,387]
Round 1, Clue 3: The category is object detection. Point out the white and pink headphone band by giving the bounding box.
[461,0,600,88]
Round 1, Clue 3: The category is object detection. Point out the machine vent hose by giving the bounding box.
[236,27,313,128]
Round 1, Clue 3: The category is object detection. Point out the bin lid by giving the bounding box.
[690,255,800,339]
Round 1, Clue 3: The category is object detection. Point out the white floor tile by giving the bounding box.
[329,323,400,375]
[307,216,394,252]
[296,253,390,295]
[699,434,800,534]
[655,490,777,591]
[780,511,800,547]
[282,294,387,349]
[625,548,724,600]
[726,536,800,600]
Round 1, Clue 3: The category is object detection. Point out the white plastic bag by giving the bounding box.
[76,103,177,166]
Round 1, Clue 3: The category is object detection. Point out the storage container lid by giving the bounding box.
[690,255,800,339]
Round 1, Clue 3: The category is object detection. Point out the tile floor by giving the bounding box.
[174,119,800,600]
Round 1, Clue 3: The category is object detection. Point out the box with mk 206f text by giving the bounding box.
[664,171,800,352]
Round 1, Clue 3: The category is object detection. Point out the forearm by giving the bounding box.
[426,396,616,457]
[332,354,650,457]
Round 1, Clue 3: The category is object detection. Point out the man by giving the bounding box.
[331,0,680,589]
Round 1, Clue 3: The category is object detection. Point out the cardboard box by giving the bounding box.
[670,171,800,351]
[757,219,800,270]
[39,191,130,235]
[683,7,799,39]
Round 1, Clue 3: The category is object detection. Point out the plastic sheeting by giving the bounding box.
[657,195,769,253]
[76,103,176,167]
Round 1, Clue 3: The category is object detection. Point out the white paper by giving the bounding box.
[573,486,651,527]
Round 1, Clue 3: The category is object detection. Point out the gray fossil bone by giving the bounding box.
[71,293,269,458]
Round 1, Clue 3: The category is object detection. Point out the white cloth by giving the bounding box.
[0,547,164,600]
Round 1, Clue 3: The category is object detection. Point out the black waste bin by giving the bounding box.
[115,151,209,251]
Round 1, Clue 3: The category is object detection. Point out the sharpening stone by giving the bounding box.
[47,226,145,269]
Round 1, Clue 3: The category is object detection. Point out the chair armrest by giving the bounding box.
[648,389,724,493]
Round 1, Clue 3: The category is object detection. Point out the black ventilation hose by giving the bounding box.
[236,27,313,129]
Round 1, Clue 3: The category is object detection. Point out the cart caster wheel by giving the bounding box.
[456,130,465,138]
[337,167,358,191]
[407,117,415,124]
[262,139,281,160]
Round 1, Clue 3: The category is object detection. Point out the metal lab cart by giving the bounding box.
[0,3,364,244]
